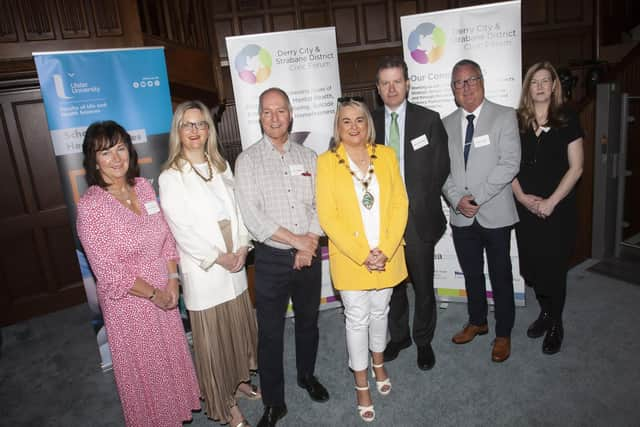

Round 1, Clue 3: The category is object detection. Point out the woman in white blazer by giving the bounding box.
[159,100,258,427]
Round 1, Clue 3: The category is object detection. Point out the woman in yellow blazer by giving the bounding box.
[317,98,408,422]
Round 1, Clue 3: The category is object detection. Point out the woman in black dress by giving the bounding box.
[512,61,584,355]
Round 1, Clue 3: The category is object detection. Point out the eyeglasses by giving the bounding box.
[337,96,365,104]
[452,76,483,90]
[180,121,209,131]
[530,78,552,86]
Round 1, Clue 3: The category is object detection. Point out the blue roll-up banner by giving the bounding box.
[33,47,173,370]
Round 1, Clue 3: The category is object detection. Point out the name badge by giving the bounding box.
[473,135,491,148]
[411,134,429,150]
[289,164,305,176]
[145,201,160,215]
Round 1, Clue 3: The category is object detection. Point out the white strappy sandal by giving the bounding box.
[355,384,375,422]
[371,362,392,396]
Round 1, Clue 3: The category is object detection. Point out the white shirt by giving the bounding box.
[384,100,407,182]
[348,156,380,249]
[459,102,484,148]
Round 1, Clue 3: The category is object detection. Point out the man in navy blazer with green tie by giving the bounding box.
[372,57,450,371]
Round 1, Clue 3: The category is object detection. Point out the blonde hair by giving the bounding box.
[163,100,227,173]
[517,61,566,133]
[331,99,376,150]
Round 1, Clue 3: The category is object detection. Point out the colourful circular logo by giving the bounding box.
[408,23,446,64]
[235,44,272,84]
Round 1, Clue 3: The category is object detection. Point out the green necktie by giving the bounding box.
[389,112,400,158]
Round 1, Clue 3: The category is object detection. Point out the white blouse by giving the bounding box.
[348,156,380,249]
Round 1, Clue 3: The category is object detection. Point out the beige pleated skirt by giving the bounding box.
[189,290,258,422]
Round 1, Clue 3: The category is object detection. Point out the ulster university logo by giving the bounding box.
[54,74,73,99]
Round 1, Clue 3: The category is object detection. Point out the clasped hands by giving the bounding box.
[293,232,319,270]
[216,246,250,273]
[365,248,388,272]
[152,278,180,311]
[519,193,556,219]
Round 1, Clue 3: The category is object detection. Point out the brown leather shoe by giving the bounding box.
[491,337,511,362]
[451,323,489,344]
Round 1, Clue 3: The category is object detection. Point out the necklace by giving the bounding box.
[108,185,132,205]
[187,154,213,182]
[332,144,377,209]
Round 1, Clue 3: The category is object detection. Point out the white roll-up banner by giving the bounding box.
[226,27,342,312]
[400,0,525,306]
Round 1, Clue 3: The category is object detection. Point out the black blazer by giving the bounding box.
[373,101,450,243]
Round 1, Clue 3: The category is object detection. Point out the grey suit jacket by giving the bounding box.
[442,99,520,228]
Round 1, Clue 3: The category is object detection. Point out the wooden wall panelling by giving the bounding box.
[598,0,640,46]
[18,0,56,42]
[90,0,124,37]
[214,18,235,60]
[213,0,233,14]
[423,0,448,13]
[184,0,211,49]
[137,0,168,38]
[522,28,593,69]
[334,6,360,47]
[270,12,297,32]
[216,102,243,168]
[449,0,488,9]
[522,0,548,26]
[162,44,217,93]
[0,0,142,61]
[0,0,18,43]
[363,2,391,45]
[301,9,330,29]
[220,64,234,102]
[338,47,400,86]
[159,0,213,49]
[163,0,186,44]
[238,0,261,11]
[56,0,90,39]
[269,0,295,7]
[394,1,418,40]
[16,103,65,211]
[0,106,26,219]
[554,0,584,24]
[0,88,84,326]
[239,15,266,35]
[202,2,227,103]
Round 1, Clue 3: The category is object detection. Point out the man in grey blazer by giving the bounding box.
[442,59,520,362]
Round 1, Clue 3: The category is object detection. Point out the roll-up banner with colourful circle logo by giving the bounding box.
[226,28,343,314]
[401,0,525,306]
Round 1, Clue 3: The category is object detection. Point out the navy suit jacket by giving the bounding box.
[373,101,450,243]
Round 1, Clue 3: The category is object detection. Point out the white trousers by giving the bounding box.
[340,288,393,371]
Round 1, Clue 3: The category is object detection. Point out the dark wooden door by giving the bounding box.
[0,84,84,326]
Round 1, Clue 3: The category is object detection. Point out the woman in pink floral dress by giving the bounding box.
[76,120,201,426]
